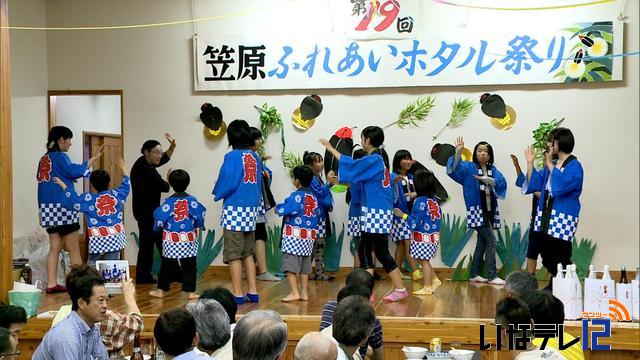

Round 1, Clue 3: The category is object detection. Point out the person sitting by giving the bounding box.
[0,303,27,347]
[495,297,565,359]
[521,290,584,360]
[0,327,19,360]
[33,265,109,359]
[232,310,288,360]
[319,269,382,360]
[186,299,231,359]
[504,271,538,298]
[100,276,144,359]
[200,287,238,330]
[331,295,376,360]
[294,331,337,360]
[154,308,200,359]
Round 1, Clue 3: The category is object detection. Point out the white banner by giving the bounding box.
[194,19,623,91]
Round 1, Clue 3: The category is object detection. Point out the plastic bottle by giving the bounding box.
[588,265,596,279]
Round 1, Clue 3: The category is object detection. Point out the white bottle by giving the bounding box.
[571,264,583,320]
[588,265,596,279]
[603,265,612,281]
[556,264,564,279]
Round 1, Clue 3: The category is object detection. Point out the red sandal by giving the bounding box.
[46,284,66,294]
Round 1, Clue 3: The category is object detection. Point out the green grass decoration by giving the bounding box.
[532,118,564,168]
[196,229,224,277]
[451,255,490,282]
[496,223,529,279]
[323,222,345,272]
[265,224,283,275]
[433,98,474,141]
[282,150,303,179]
[439,213,473,267]
[385,95,436,129]
[571,237,596,279]
[131,232,161,275]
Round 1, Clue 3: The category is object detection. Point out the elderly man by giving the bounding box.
[186,299,232,359]
[331,295,376,360]
[295,332,337,360]
[504,271,538,298]
[232,310,288,360]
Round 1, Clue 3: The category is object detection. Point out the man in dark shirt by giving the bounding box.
[130,133,176,283]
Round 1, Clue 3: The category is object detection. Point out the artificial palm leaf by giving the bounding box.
[433,98,474,140]
[254,103,286,152]
[385,95,436,129]
[532,118,564,168]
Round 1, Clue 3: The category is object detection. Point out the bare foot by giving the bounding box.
[186,292,199,299]
[300,293,309,301]
[149,289,164,298]
[281,293,301,302]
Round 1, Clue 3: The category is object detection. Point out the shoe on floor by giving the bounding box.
[246,292,260,303]
[470,275,488,283]
[432,277,442,289]
[488,277,505,285]
[412,270,423,281]
[234,296,245,305]
[413,286,433,295]
[316,273,336,281]
[383,289,409,302]
[46,284,66,294]
[257,272,281,281]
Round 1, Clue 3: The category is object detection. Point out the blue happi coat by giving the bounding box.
[154,194,206,259]
[276,188,320,256]
[60,176,130,254]
[212,149,263,232]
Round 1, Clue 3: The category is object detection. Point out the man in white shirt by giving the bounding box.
[186,299,232,359]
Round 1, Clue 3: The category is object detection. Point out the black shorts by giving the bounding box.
[46,223,80,236]
[526,230,544,259]
[255,222,268,241]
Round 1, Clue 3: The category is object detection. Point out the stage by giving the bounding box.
[19,268,640,359]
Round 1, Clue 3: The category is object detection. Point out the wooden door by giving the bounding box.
[82,133,123,262]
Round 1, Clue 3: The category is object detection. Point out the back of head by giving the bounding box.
[337,284,371,303]
[504,271,538,298]
[200,287,237,324]
[352,148,367,160]
[141,139,161,154]
[66,265,104,311]
[89,170,111,192]
[520,290,565,325]
[227,119,252,149]
[233,310,288,360]
[168,169,190,193]
[154,308,196,357]
[47,126,73,151]
[186,299,231,353]
[0,304,27,329]
[345,268,374,294]
[249,127,263,144]
[333,295,375,347]
[413,169,436,198]
[294,165,314,187]
[303,151,322,166]
[495,297,531,330]
[294,332,337,360]
[361,126,384,148]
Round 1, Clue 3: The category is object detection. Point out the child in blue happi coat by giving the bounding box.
[150,169,206,299]
[345,148,367,268]
[447,136,507,285]
[276,165,320,302]
[394,169,443,295]
[53,158,129,267]
[213,119,263,304]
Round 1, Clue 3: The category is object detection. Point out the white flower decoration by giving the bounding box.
[162,204,170,212]
[180,224,185,229]
[65,192,71,198]
[278,208,284,214]
[420,203,426,211]
[294,195,301,203]
[295,217,302,225]
[191,201,198,209]
[306,220,311,226]
[90,218,98,225]
[85,194,92,201]
[106,219,112,224]
[73,204,80,210]
[117,213,123,219]
[156,221,163,228]
[89,206,95,211]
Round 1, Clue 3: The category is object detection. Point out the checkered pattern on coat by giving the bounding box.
[410,238,439,260]
[466,205,501,229]
[360,206,393,234]
[220,205,258,232]
[162,239,198,259]
[89,232,126,254]
[318,218,327,238]
[282,235,315,256]
[533,209,578,241]
[39,203,79,227]
[390,218,412,242]
[347,216,361,237]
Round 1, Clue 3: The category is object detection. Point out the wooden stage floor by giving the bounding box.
[37,269,506,319]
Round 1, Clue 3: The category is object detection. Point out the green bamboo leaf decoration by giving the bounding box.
[282,150,303,178]
[433,98,474,141]
[532,118,564,168]
[254,103,285,153]
[385,95,436,129]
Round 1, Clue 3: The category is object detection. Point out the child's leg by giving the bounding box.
[421,259,433,287]
[300,254,312,301]
[229,260,244,297]
[477,224,498,280]
[87,252,101,268]
[103,250,121,261]
[312,237,326,278]
[403,240,417,272]
[150,256,174,298]
[62,231,82,266]
[470,227,487,280]
[394,241,404,272]
[243,231,258,295]
[46,233,63,287]
[353,236,361,268]
[282,272,300,302]
[180,257,198,299]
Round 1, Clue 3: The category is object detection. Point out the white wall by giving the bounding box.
[10,0,639,268]
[9,0,48,243]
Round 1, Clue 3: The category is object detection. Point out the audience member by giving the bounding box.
[154,308,199,359]
[332,295,376,360]
[232,310,287,360]
[0,303,27,345]
[200,287,238,328]
[504,271,538,298]
[0,327,19,360]
[294,331,337,360]
[100,276,144,359]
[186,299,232,359]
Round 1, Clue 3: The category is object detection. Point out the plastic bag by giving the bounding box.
[29,243,70,290]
